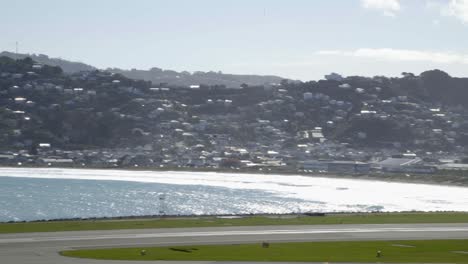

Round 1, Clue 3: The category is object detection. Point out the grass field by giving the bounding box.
[1,212,468,234]
[61,239,468,262]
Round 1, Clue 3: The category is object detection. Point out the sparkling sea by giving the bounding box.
[1,167,468,222]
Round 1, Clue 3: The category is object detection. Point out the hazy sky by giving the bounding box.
[1,0,468,80]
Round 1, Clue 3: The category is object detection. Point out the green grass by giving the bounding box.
[61,239,468,262]
[1,212,468,234]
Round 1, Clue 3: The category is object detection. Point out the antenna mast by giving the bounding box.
[158,193,167,216]
[15,41,19,60]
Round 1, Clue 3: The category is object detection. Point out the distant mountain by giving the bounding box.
[107,68,287,88]
[0,51,289,88]
[0,51,96,73]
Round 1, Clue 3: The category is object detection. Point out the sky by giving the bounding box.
[1,0,468,81]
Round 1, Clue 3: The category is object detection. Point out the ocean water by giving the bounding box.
[1,167,468,222]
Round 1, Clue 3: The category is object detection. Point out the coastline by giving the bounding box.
[1,166,468,224]
[0,165,467,188]
[2,211,468,226]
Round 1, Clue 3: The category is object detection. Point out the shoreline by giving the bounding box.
[0,212,329,224]
[1,166,467,224]
[2,211,467,225]
[0,165,467,188]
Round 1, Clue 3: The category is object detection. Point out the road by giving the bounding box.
[1,223,468,264]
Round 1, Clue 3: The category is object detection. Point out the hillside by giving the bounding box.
[0,52,287,88]
[0,51,96,73]
[107,67,286,89]
[1,56,468,169]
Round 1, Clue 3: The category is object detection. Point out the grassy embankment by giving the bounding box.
[1,212,468,234]
[61,240,468,262]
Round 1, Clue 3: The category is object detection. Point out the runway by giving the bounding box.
[1,223,468,263]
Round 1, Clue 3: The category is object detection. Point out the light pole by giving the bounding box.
[159,193,167,216]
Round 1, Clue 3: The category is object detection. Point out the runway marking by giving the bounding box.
[391,244,415,248]
[1,226,468,244]
[453,251,468,254]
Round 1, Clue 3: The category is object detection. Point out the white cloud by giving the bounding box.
[425,0,444,10]
[446,0,468,23]
[361,0,401,16]
[316,48,468,64]
[383,10,396,17]
[428,0,468,24]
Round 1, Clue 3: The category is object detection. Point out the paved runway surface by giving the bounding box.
[1,223,468,263]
